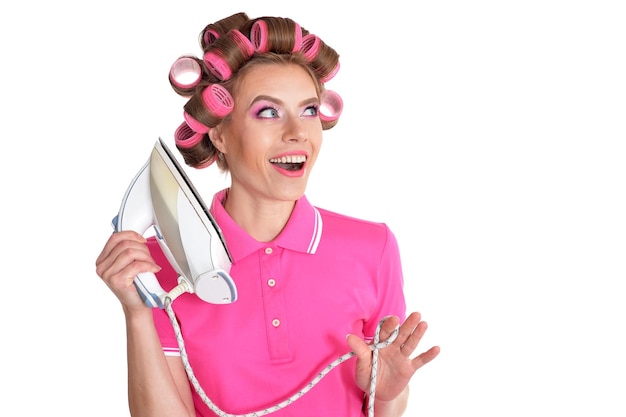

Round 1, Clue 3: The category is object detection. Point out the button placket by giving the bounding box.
[259,246,291,359]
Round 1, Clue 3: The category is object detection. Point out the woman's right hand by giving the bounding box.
[95,231,161,311]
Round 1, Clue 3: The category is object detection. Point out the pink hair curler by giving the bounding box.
[201,84,234,118]
[175,121,207,149]
[203,29,220,46]
[183,111,210,134]
[319,90,343,122]
[251,20,269,52]
[169,56,202,89]
[292,23,302,53]
[301,34,321,62]
[203,30,253,80]
[203,50,232,81]
[251,20,302,53]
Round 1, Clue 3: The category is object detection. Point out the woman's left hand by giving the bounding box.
[346,311,440,402]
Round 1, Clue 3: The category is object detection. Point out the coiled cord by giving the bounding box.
[164,282,398,416]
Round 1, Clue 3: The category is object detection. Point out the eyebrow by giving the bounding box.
[250,94,319,108]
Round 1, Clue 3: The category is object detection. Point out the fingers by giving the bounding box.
[96,232,149,275]
[347,313,423,362]
[95,231,146,267]
[393,312,440,364]
[398,315,426,357]
[347,313,440,394]
[95,232,162,309]
[346,333,375,391]
[379,312,416,357]
[379,315,401,342]
[397,312,441,369]
[95,231,160,288]
[410,345,441,370]
[346,333,371,360]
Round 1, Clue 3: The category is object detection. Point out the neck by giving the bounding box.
[223,188,296,242]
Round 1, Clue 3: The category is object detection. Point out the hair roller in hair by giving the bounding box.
[251,19,302,53]
[183,111,211,134]
[250,20,269,52]
[203,29,254,80]
[202,84,234,118]
[301,34,321,62]
[169,56,203,90]
[300,34,340,82]
[200,12,249,50]
[203,51,231,81]
[175,121,206,149]
[319,90,343,122]
[203,29,220,47]
[292,23,302,52]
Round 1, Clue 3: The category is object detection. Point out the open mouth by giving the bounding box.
[269,155,306,171]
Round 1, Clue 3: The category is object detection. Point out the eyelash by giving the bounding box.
[256,106,279,118]
[255,105,319,119]
[304,105,319,117]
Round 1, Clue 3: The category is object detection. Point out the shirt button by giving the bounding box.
[267,278,276,287]
[272,318,281,327]
[265,247,273,255]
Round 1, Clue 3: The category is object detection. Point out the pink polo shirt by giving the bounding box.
[149,189,407,417]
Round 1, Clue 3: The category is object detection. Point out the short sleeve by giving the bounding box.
[362,225,407,340]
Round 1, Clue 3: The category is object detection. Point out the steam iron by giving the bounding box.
[112,138,237,308]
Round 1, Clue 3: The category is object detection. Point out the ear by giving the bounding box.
[209,124,227,154]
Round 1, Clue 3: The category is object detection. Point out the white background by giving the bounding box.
[0,1,624,415]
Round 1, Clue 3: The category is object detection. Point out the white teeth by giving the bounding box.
[269,155,307,164]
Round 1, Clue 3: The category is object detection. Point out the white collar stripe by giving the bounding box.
[307,207,323,254]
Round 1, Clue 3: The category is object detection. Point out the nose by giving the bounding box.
[282,116,308,143]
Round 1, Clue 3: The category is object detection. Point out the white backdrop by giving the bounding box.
[0,1,624,416]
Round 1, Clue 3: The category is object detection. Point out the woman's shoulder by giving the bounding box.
[315,206,395,241]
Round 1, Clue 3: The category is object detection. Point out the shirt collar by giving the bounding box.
[210,188,323,263]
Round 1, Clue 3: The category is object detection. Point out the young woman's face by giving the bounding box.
[212,63,323,203]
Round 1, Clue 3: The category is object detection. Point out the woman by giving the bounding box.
[96,12,439,417]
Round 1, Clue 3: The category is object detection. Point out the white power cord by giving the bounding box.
[164,282,398,417]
